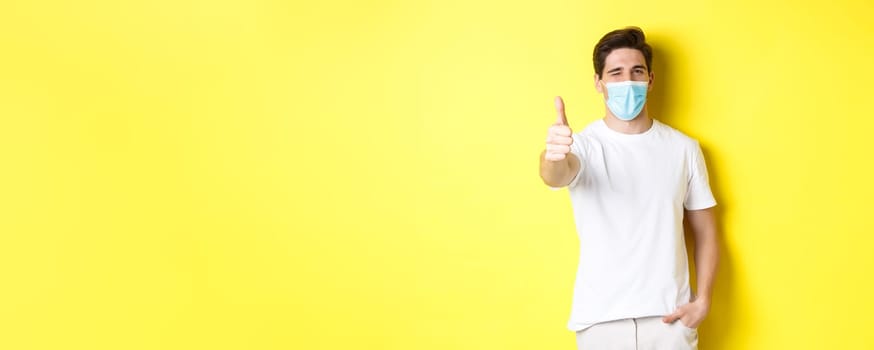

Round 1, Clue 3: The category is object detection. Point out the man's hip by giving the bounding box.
[575,315,698,350]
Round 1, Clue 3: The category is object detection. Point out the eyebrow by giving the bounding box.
[606,65,648,74]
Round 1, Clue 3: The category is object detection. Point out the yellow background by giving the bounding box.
[1,0,873,349]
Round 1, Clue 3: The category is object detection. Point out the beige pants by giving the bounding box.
[575,316,698,350]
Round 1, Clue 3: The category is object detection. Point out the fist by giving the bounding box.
[545,96,573,161]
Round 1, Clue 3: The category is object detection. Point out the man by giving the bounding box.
[539,27,718,349]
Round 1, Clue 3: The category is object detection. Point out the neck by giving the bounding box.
[603,106,653,134]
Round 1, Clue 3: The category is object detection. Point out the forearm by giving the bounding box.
[539,150,579,187]
[693,226,718,304]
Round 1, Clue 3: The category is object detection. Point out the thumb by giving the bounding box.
[554,96,568,126]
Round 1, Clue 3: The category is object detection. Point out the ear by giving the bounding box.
[594,73,603,94]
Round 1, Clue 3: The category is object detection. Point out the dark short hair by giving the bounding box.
[593,27,653,78]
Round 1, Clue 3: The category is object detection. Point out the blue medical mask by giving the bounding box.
[603,80,648,121]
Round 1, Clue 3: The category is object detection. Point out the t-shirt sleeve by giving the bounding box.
[684,141,717,210]
[549,133,586,191]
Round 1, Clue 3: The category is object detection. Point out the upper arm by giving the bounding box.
[684,141,717,210]
[685,207,717,240]
[566,152,582,187]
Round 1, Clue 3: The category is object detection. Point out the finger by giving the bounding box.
[548,125,572,137]
[682,318,698,328]
[662,310,683,323]
[554,96,568,126]
[544,152,566,161]
[546,135,573,145]
[546,144,570,154]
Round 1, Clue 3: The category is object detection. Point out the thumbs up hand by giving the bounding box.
[544,96,574,161]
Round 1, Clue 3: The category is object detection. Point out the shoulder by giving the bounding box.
[653,120,701,150]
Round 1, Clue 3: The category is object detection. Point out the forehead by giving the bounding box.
[604,48,647,69]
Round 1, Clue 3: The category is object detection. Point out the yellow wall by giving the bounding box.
[1,0,872,348]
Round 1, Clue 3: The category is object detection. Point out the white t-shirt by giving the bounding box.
[551,118,717,332]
